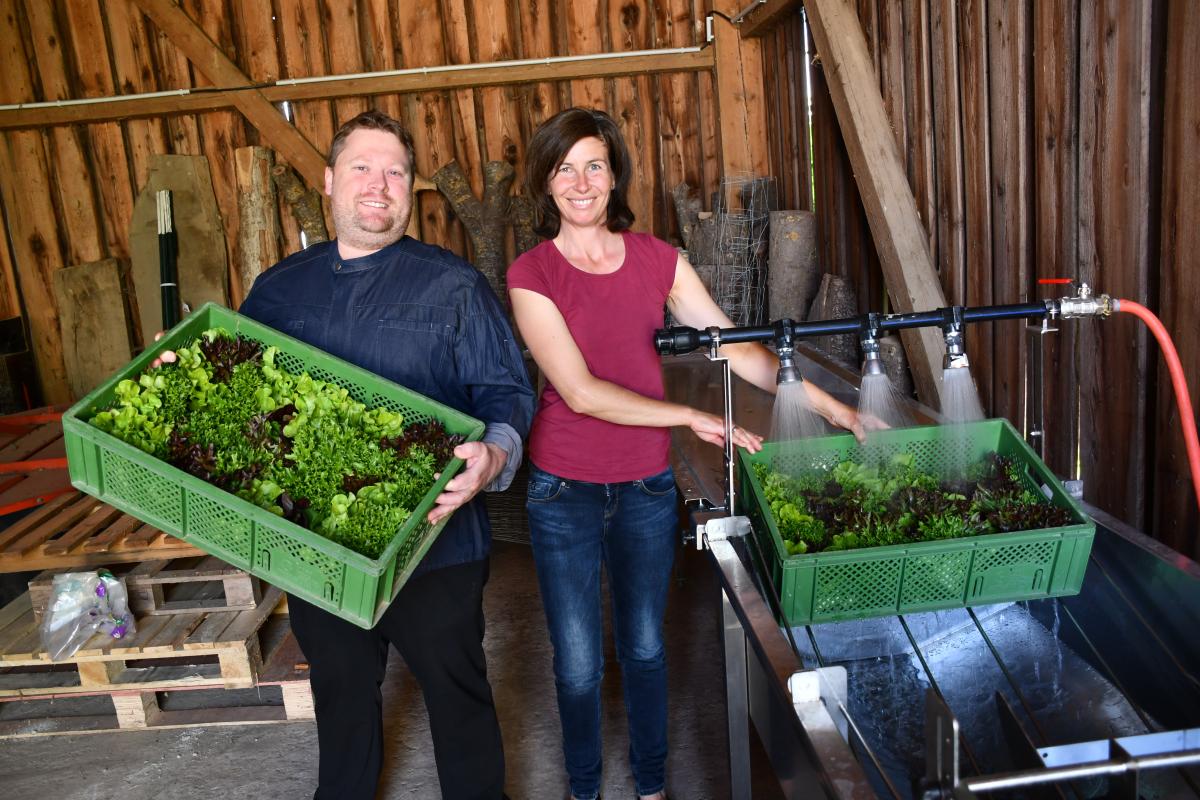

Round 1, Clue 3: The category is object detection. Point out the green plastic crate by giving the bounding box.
[62,302,485,629]
[737,419,1095,625]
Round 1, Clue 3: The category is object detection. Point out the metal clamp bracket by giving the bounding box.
[789,666,850,743]
[697,515,752,550]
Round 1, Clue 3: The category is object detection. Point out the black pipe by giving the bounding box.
[655,301,1057,356]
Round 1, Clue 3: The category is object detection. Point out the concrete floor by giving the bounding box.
[0,529,785,799]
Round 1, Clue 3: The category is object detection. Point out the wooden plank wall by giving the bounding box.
[763,3,1198,555]
[0,0,720,404]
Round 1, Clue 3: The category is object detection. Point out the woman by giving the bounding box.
[507,108,866,800]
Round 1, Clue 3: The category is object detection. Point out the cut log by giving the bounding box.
[432,160,514,300]
[878,334,914,398]
[767,210,820,322]
[52,259,134,400]
[806,273,859,368]
[671,183,702,253]
[271,165,328,246]
[510,195,540,258]
[234,147,282,299]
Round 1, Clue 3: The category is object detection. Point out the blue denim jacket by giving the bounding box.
[239,236,534,576]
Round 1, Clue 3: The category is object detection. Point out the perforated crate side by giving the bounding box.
[62,302,486,630]
[736,419,1096,625]
[184,489,254,568]
[810,555,904,622]
[898,549,972,611]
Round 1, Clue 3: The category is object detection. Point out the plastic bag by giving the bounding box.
[39,569,136,661]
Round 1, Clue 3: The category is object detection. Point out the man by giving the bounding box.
[239,110,533,799]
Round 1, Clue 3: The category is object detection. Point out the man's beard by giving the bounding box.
[332,200,411,251]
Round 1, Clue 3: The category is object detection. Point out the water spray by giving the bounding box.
[656,283,1200,513]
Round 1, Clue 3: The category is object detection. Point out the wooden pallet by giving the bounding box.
[0,410,73,517]
[0,583,283,699]
[0,491,204,572]
[27,555,261,621]
[0,617,313,738]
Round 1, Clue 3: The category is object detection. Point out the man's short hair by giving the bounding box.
[523,108,635,238]
[327,110,416,171]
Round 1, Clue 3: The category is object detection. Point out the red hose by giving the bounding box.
[1117,299,1200,514]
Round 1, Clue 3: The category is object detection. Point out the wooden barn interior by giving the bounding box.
[0,1,1197,798]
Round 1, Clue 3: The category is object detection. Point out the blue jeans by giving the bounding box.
[526,463,679,799]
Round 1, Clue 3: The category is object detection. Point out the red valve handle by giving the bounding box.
[1038,278,1073,285]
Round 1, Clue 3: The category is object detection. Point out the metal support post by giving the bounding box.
[723,589,752,800]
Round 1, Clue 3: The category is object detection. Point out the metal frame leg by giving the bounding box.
[723,588,752,800]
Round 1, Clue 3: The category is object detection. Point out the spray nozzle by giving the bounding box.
[774,318,803,386]
[860,314,886,377]
[777,351,803,385]
[941,307,970,370]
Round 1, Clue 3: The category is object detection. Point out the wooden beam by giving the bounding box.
[711,14,754,195]
[0,49,716,131]
[804,0,948,408]
[127,0,327,188]
[711,11,770,205]
[736,0,803,39]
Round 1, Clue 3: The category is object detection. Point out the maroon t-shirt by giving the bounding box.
[507,232,678,482]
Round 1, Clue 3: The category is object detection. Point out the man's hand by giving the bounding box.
[150,331,177,368]
[427,441,508,524]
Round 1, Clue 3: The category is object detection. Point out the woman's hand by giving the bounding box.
[689,410,764,453]
[806,391,890,444]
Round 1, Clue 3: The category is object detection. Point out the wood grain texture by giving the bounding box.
[61,0,136,262]
[325,0,369,125]
[396,0,461,249]
[0,0,69,401]
[986,1,1030,426]
[106,0,171,190]
[957,0,993,410]
[902,0,937,262]
[178,0,247,300]
[52,259,133,400]
[608,0,658,232]
[1077,0,1154,528]
[1031,0,1080,482]
[565,0,607,109]
[438,0,486,199]
[1152,0,1198,555]
[23,1,104,266]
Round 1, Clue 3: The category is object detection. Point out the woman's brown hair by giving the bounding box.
[524,108,635,238]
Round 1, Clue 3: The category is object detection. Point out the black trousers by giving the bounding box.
[288,558,506,800]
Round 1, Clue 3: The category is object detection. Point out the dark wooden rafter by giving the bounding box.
[735,0,804,39]
[127,0,327,188]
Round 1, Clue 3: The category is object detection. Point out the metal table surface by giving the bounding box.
[663,349,1200,799]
